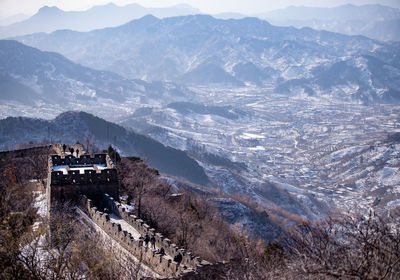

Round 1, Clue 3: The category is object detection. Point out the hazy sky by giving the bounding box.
[1,0,399,18]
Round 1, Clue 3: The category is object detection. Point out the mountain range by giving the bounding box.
[260,4,400,42]
[0,110,297,241]
[0,6,398,236]
[0,3,200,38]
[0,111,208,185]
[0,39,190,116]
[0,37,328,220]
[3,4,400,42]
[13,14,400,104]
[1,2,399,247]
[0,39,328,222]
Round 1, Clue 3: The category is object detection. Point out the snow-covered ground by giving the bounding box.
[120,88,400,218]
[53,164,107,174]
[2,86,399,222]
[379,167,400,187]
[34,191,47,218]
[108,213,142,240]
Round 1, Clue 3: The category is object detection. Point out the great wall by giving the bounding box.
[47,153,119,211]
[44,147,220,279]
[79,194,219,278]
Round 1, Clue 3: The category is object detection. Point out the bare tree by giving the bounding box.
[283,211,400,280]
[119,158,157,218]
[18,202,141,280]
[0,162,38,280]
[85,133,100,155]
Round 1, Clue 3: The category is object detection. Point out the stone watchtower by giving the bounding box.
[47,153,119,214]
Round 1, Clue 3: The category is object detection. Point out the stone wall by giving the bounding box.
[79,195,187,277]
[50,169,118,185]
[47,154,119,216]
[102,194,211,271]
[79,194,214,278]
[0,145,51,159]
[51,154,108,167]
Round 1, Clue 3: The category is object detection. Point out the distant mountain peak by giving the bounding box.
[171,3,197,10]
[141,14,159,20]
[179,14,216,24]
[0,2,203,38]
[88,2,119,10]
[123,14,160,26]
[37,6,63,14]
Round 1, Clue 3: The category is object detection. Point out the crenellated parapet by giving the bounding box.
[78,194,214,278]
[50,169,118,186]
[49,154,118,186]
[51,154,107,166]
[101,194,212,272]
[47,153,119,216]
[78,195,187,277]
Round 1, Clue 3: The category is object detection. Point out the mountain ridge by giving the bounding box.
[0,39,191,114]
[0,2,201,38]
[13,15,400,104]
[0,111,209,186]
[259,4,400,42]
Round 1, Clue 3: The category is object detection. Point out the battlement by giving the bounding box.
[51,154,112,167]
[105,195,208,269]
[50,169,118,185]
[79,195,186,277]
[47,152,119,213]
[48,153,117,186]
[78,194,213,278]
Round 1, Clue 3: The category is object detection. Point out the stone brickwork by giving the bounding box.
[79,195,184,277]
[47,153,119,215]
[102,194,210,270]
[79,194,214,278]
[51,154,115,168]
[50,169,117,185]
